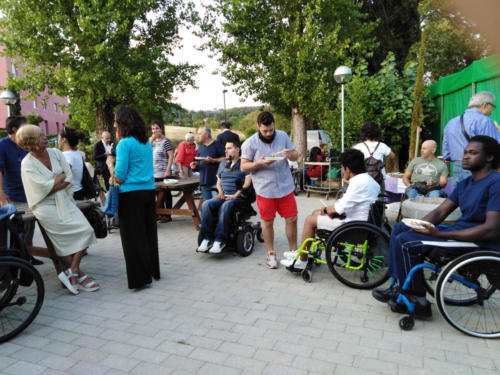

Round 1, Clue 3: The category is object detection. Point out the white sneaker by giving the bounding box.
[280,257,307,269]
[197,239,211,252]
[283,249,298,260]
[209,241,226,254]
[266,251,278,269]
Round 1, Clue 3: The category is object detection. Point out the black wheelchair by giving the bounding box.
[0,208,44,342]
[391,242,500,338]
[197,185,263,257]
[287,200,391,287]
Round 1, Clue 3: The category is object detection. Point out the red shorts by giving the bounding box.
[256,192,298,221]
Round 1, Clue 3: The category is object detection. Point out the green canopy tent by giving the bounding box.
[428,55,500,154]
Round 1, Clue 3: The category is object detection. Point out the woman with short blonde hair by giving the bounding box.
[17,125,99,295]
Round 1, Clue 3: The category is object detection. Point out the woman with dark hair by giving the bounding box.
[306,146,327,180]
[112,106,159,290]
[58,127,86,200]
[352,121,395,181]
[149,121,174,223]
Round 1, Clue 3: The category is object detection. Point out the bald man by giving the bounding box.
[403,140,448,199]
[93,131,113,190]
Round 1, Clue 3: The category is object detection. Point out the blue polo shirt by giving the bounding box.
[217,159,248,195]
[0,137,28,202]
[197,141,225,186]
[443,171,500,250]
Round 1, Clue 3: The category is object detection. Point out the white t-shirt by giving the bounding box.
[353,141,392,177]
[317,173,380,231]
[62,150,84,193]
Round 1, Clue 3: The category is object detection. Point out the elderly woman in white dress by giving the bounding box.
[16,125,99,295]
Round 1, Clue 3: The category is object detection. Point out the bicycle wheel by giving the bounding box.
[0,257,44,343]
[325,223,390,289]
[436,251,500,338]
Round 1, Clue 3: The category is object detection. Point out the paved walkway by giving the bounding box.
[1,194,499,375]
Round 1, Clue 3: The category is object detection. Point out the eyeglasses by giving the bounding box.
[488,102,496,109]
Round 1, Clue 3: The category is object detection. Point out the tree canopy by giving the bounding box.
[0,0,199,135]
[201,0,375,157]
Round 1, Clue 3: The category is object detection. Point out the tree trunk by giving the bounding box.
[409,28,426,161]
[95,102,115,139]
[291,106,307,164]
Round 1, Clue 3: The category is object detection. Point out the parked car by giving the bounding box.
[307,130,332,151]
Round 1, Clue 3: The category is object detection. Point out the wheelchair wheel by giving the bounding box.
[236,226,254,257]
[0,257,44,343]
[325,222,390,289]
[435,251,500,338]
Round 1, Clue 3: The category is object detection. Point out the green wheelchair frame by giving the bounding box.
[286,201,391,287]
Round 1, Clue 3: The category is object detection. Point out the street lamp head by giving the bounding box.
[0,90,17,105]
[334,66,352,84]
[222,89,228,94]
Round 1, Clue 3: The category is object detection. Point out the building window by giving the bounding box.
[42,103,46,111]
[11,65,16,76]
[56,122,59,133]
[44,121,48,134]
[33,100,37,109]
[53,104,58,112]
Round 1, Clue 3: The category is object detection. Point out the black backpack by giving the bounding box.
[363,142,384,185]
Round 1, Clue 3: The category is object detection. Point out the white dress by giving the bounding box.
[21,148,96,256]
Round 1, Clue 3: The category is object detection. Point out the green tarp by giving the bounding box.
[428,55,500,154]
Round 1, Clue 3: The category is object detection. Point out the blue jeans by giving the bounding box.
[452,162,471,187]
[406,187,443,199]
[200,185,217,202]
[200,198,237,243]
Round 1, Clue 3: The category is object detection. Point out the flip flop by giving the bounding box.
[58,268,79,295]
[78,274,100,292]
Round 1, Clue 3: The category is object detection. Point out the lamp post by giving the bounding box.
[334,66,352,153]
[222,89,228,121]
[0,90,18,117]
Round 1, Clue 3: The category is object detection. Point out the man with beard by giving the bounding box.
[241,111,299,269]
[372,136,500,318]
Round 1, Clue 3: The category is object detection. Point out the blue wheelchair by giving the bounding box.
[393,242,500,338]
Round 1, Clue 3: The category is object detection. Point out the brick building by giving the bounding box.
[0,48,69,134]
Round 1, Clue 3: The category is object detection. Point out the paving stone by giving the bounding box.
[3,195,496,375]
[3,360,46,375]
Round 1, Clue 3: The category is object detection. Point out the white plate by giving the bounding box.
[195,156,208,160]
[163,179,178,184]
[265,156,285,161]
[402,218,435,230]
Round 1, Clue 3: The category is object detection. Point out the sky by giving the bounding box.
[169,4,262,112]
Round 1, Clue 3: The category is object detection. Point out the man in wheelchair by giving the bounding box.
[281,149,380,269]
[197,140,252,254]
[373,135,500,318]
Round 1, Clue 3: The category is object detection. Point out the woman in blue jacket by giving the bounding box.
[113,106,159,289]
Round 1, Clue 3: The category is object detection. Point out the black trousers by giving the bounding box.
[154,178,172,217]
[118,189,160,289]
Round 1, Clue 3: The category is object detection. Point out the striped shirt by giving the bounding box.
[151,137,175,178]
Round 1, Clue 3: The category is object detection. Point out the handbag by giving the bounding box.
[81,158,97,199]
[83,204,108,239]
[104,185,119,215]
[412,181,441,195]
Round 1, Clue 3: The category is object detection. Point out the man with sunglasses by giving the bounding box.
[442,91,500,185]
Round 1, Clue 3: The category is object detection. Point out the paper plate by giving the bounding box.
[163,179,179,184]
[264,156,285,161]
[402,218,435,230]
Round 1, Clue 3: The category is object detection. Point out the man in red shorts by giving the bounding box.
[241,111,299,268]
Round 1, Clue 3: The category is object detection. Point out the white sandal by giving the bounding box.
[78,274,100,292]
[58,268,79,295]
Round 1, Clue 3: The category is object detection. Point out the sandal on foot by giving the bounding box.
[78,274,100,292]
[58,268,79,295]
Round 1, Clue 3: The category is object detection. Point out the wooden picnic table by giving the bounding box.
[16,200,96,275]
[155,176,201,230]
